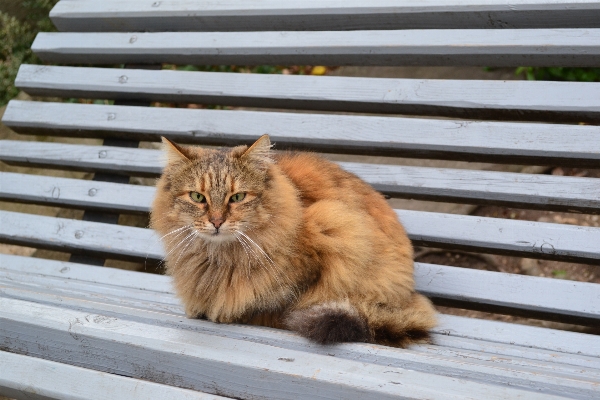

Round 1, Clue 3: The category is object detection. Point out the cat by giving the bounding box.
[151,135,437,347]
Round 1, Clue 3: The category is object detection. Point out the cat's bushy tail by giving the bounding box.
[284,293,437,347]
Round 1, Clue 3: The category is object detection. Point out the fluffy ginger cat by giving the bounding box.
[151,135,436,347]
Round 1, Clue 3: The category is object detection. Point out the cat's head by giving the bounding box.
[155,135,273,243]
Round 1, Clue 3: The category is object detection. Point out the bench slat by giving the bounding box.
[401,210,600,265]
[49,0,600,32]
[5,101,600,168]
[415,264,600,326]
[16,65,600,123]
[0,139,159,177]
[2,283,599,398]
[0,210,162,262]
[3,275,598,371]
[4,297,565,400]
[31,30,600,67]
[2,158,600,214]
[0,253,171,292]
[0,172,150,213]
[3,255,599,363]
[2,252,598,329]
[0,351,227,400]
[1,207,598,265]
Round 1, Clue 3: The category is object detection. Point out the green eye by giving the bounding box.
[229,193,246,203]
[190,191,205,203]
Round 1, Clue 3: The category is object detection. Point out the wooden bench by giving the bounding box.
[1,1,599,398]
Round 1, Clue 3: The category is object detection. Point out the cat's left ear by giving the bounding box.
[240,134,273,165]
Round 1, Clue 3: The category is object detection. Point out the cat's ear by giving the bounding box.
[161,136,194,164]
[240,134,273,165]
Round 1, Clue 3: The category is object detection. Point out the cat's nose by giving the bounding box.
[210,216,224,229]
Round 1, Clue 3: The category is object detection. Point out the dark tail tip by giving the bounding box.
[285,302,370,344]
[374,325,433,348]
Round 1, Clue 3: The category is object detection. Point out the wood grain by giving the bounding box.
[31,29,600,67]
[15,65,600,123]
[5,101,600,167]
[0,351,225,400]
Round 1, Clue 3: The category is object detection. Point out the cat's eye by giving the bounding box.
[190,191,206,203]
[229,193,246,203]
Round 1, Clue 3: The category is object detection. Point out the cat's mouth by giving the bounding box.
[198,227,236,243]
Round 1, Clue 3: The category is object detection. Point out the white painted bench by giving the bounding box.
[1,1,599,399]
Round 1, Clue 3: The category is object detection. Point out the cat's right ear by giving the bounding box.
[161,136,193,164]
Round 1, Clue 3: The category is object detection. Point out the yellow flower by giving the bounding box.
[311,66,327,75]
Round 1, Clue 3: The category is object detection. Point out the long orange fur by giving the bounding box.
[151,135,436,347]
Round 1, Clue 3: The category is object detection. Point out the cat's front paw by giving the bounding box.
[184,306,206,320]
[284,302,370,344]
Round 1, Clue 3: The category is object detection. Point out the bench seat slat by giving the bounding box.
[2,252,598,331]
[49,0,600,32]
[1,206,599,265]
[0,351,227,400]
[2,278,183,315]
[0,253,171,292]
[3,275,598,372]
[4,297,567,400]
[2,283,599,398]
[32,30,600,67]
[5,101,600,168]
[2,157,599,214]
[15,65,600,123]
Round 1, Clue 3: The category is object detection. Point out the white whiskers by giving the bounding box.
[233,230,298,301]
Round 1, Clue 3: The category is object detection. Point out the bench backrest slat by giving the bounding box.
[16,65,600,124]
[5,101,600,168]
[2,151,600,214]
[2,208,599,265]
[49,0,600,31]
[32,30,600,67]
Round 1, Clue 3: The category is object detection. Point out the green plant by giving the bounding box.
[162,64,324,75]
[552,269,568,279]
[515,67,600,82]
[0,0,59,106]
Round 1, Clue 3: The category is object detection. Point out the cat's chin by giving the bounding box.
[199,231,237,244]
